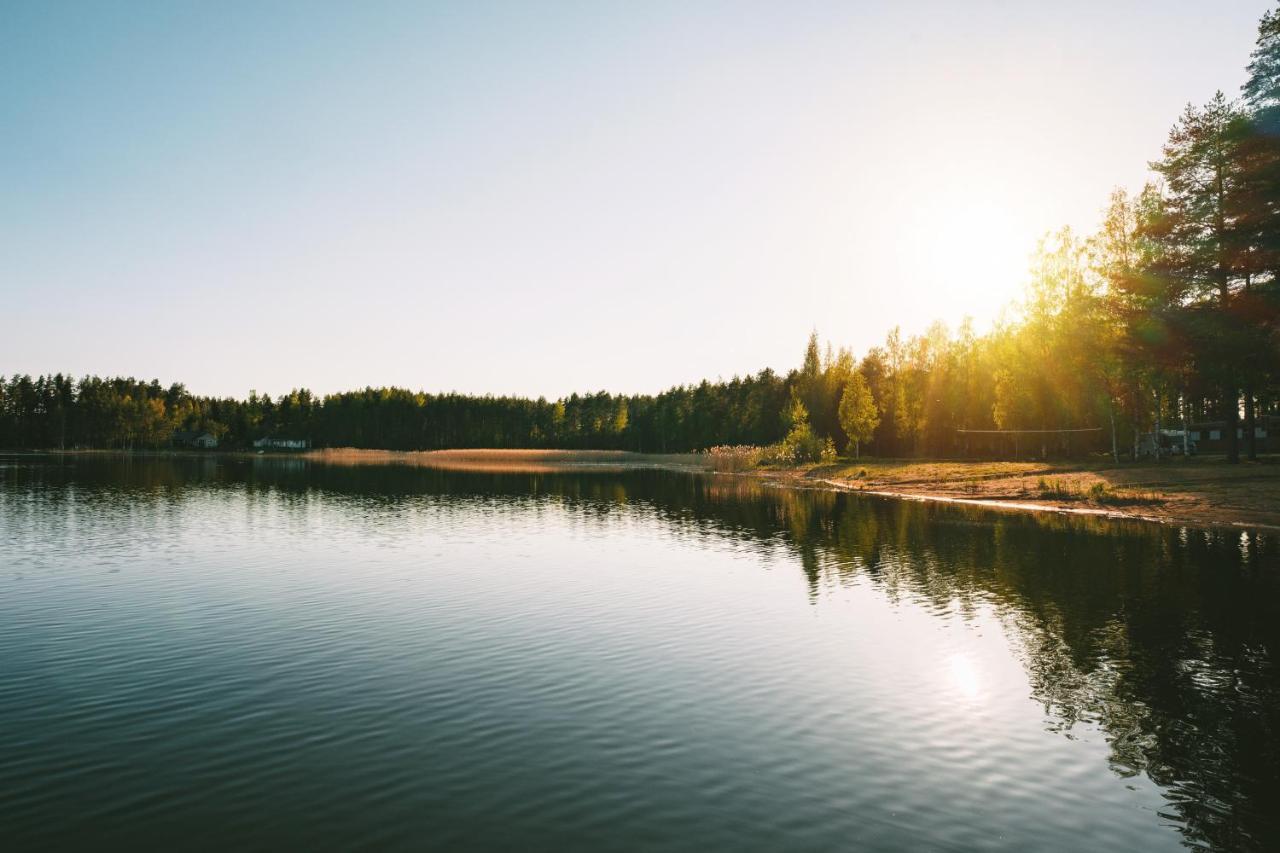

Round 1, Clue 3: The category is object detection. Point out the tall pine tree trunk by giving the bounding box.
[1215,141,1238,464]
[1109,405,1118,463]
[1154,390,1162,462]
[1245,391,1257,461]
[1224,387,1240,464]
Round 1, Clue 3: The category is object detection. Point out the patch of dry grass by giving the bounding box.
[305,447,709,473]
[798,455,1280,527]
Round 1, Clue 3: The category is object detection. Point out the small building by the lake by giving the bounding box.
[1185,416,1277,453]
[253,437,309,451]
[173,430,219,449]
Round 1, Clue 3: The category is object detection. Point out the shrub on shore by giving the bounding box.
[706,445,763,472]
[706,434,837,471]
[1035,476,1161,505]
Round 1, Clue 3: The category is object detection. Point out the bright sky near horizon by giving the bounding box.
[0,1,1269,399]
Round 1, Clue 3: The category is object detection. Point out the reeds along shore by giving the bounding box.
[303,447,708,473]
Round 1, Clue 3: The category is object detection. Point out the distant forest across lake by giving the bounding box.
[7,10,1280,461]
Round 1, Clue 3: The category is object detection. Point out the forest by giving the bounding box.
[4,10,1280,462]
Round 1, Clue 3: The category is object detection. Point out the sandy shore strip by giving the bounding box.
[752,457,1280,530]
[304,447,709,473]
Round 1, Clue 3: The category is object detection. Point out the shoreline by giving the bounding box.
[301,447,709,473]
[9,448,1278,530]
[747,457,1280,532]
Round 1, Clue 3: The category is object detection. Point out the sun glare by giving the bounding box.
[947,653,982,701]
[897,190,1039,329]
[933,200,1027,292]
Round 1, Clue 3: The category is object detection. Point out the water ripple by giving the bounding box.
[2,456,1274,850]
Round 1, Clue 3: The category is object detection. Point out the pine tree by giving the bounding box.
[1153,93,1250,462]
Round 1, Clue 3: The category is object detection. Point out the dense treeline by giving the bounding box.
[5,9,1280,460]
[0,371,791,454]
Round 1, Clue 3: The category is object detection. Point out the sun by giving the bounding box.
[897,190,1039,330]
[932,198,1028,290]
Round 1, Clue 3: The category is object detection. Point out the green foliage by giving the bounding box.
[820,437,837,464]
[762,395,835,464]
[837,371,879,458]
[0,371,794,453]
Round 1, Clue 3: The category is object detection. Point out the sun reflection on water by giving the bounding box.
[948,653,982,701]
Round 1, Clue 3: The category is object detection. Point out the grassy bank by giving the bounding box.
[760,455,1280,529]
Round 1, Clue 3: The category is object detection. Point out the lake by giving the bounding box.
[2,454,1278,850]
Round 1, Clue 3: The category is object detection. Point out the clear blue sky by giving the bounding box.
[1,1,1269,399]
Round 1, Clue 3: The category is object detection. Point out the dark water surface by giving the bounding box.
[2,455,1279,851]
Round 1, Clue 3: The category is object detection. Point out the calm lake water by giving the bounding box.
[2,455,1278,851]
